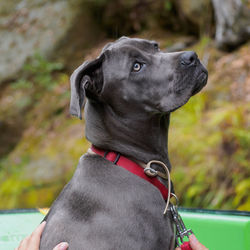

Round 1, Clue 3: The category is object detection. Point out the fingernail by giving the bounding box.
[59,242,69,250]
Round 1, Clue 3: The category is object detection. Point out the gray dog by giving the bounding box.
[40,37,208,250]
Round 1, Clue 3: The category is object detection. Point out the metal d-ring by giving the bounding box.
[170,193,179,207]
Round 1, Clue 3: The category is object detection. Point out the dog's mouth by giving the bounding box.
[191,70,208,96]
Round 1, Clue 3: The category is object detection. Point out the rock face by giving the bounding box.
[0,0,103,83]
[0,0,250,83]
[212,0,250,50]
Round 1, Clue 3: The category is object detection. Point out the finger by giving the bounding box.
[32,221,46,237]
[29,221,47,249]
[53,242,69,250]
[17,236,30,250]
[175,247,181,250]
[189,234,208,250]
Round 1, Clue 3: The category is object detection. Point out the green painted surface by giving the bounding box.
[0,210,44,250]
[180,210,250,250]
[0,209,249,250]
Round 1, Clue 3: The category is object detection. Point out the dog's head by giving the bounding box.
[70,37,208,119]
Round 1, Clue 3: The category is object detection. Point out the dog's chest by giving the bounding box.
[67,155,174,248]
[41,155,175,249]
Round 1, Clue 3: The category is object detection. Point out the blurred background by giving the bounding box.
[0,0,249,211]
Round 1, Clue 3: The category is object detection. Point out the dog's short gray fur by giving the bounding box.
[40,37,208,250]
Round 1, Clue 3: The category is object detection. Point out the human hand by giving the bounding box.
[15,221,69,250]
[175,234,208,250]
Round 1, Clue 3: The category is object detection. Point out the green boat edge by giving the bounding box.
[1,208,249,250]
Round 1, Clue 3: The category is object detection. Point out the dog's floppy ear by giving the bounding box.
[70,54,104,119]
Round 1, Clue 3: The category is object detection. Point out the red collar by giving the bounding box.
[91,145,169,200]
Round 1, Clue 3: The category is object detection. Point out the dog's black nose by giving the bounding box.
[180,51,198,66]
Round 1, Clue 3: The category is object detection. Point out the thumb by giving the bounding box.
[189,234,208,250]
[53,242,69,250]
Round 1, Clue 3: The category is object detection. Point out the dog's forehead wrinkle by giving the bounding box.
[102,37,158,55]
[106,47,152,65]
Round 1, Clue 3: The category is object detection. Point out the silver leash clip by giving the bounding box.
[170,204,193,247]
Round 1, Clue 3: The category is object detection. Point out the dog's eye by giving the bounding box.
[132,62,142,72]
[153,43,159,50]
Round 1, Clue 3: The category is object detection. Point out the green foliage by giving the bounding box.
[164,0,172,11]
[11,79,32,90]
[12,53,63,91]
[0,36,249,212]
[169,93,250,210]
[0,53,70,209]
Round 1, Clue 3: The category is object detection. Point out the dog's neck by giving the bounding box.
[84,100,171,169]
